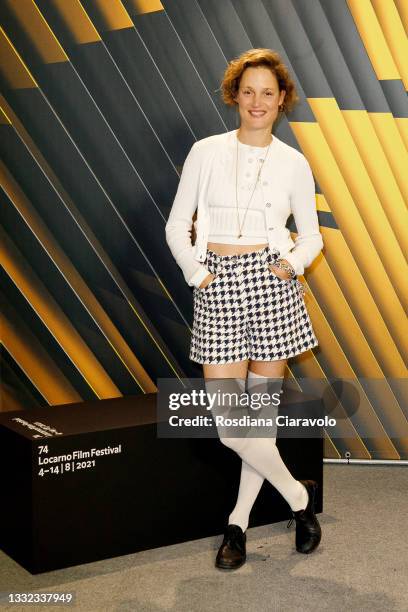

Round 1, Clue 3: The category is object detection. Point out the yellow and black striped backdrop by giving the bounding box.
[0,0,407,460]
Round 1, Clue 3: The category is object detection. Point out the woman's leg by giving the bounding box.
[203,361,251,568]
[227,371,276,532]
[203,361,253,532]
[219,360,309,513]
[204,359,307,523]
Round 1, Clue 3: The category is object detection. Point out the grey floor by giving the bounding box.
[1,464,407,612]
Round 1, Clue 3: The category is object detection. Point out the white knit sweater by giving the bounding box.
[165,129,323,288]
[208,139,271,244]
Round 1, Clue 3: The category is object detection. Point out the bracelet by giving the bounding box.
[273,259,296,279]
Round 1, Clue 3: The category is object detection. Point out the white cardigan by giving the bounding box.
[165,129,323,288]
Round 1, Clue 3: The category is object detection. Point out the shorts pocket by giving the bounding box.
[196,272,222,292]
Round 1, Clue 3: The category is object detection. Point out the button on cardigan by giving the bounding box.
[165,129,323,288]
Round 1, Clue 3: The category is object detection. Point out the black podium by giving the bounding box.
[0,388,323,574]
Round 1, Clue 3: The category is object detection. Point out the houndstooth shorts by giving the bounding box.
[189,245,318,364]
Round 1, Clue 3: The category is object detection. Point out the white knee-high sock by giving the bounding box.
[228,372,268,532]
[218,375,309,515]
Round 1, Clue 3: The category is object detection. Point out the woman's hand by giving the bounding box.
[199,273,216,289]
[268,262,292,280]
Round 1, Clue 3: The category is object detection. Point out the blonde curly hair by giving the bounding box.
[220,48,299,114]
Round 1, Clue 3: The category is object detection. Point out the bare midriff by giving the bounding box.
[206,242,269,256]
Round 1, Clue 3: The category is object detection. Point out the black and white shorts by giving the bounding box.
[189,245,318,364]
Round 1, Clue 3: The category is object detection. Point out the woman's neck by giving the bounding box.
[236,127,273,148]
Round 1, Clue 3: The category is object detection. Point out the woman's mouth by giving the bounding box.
[249,110,266,117]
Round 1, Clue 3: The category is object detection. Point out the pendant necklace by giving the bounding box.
[235,133,272,239]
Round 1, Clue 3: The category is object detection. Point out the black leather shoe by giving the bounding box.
[215,524,246,570]
[286,479,322,554]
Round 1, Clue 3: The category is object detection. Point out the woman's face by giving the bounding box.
[233,66,286,131]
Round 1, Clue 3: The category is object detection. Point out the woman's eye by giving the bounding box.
[242,90,273,95]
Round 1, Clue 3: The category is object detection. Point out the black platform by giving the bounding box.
[0,388,323,574]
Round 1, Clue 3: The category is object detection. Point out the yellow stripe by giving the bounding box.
[393,0,408,40]
[393,117,408,151]
[347,0,400,80]
[0,27,38,88]
[1,314,83,405]
[128,0,164,14]
[93,0,134,31]
[52,0,101,44]
[0,105,11,124]
[371,0,408,90]
[316,193,331,213]
[5,0,68,64]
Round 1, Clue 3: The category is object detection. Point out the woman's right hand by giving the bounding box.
[199,273,216,289]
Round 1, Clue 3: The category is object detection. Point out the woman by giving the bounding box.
[165,49,323,569]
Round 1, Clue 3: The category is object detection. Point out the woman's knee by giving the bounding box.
[219,436,248,453]
[219,435,278,456]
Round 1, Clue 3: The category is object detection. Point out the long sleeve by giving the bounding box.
[283,154,324,276]
[165,142,211,288]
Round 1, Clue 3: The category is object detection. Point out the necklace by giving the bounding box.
[235,133,272,238]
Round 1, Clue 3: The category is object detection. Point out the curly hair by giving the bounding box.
[220,48,299,114]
